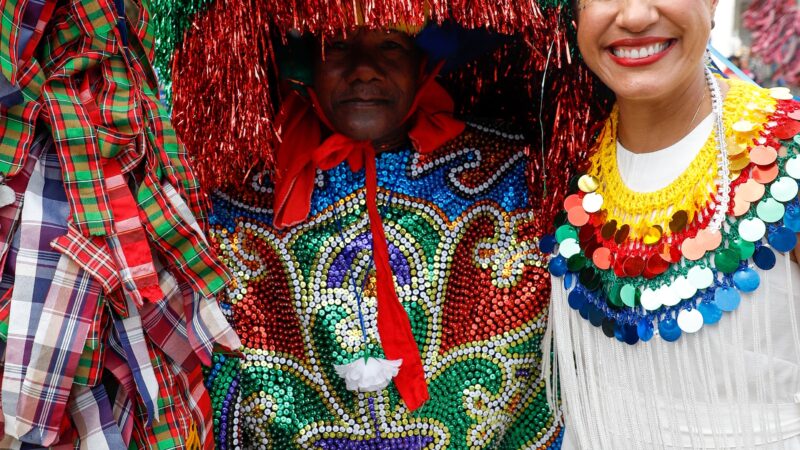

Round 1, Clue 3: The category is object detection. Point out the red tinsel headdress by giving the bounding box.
[151,0,613,232]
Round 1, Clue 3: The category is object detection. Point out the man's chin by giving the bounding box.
[336,121,397,142]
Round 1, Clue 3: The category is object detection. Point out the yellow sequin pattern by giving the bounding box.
[587,77,776,239]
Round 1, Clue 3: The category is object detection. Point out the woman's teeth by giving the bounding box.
[611,41,669,59]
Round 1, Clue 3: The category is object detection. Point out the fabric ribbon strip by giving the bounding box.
[68,384,127,449]
[110,295,161,426]
[14,254,102,446]
[0,0,238,446]
[2,149,71,442]
[104,158,164,306]
[104,349,138,443]
[272,66,463,410]
[0,0,55,108]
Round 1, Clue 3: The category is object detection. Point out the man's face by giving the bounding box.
[313,28,421,143]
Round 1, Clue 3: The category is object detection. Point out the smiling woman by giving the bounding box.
[576,0,719,151]
[548,0,800,449]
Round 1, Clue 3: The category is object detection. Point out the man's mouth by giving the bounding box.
[340,98,391,105]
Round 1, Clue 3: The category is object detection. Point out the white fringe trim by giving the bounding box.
[547,254,800,450]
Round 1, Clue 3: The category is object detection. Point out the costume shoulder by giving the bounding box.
[417,118,529,174]
[409,119,530,197]
[436,119,528,156]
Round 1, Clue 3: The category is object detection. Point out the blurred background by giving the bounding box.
[712,0,799,94]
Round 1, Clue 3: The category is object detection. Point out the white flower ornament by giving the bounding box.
[334,357,403,392]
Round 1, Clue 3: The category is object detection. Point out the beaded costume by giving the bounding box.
[549,77,800,449]
[205,123,563,449]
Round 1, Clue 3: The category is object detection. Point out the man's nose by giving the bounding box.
[344,47,385,83]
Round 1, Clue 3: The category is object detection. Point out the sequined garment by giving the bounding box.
[205,124,562,450]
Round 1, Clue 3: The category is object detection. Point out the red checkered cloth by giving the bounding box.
[0,0,240,447]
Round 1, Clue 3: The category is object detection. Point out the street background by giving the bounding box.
[712,0,799,94]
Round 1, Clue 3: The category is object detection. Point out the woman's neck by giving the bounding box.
[616,69,720,154]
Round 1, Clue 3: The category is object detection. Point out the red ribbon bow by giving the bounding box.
[272,67,464,410]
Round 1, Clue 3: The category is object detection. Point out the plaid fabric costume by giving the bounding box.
[0,0,240,447]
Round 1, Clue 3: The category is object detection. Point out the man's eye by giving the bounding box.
[380,40,404,50]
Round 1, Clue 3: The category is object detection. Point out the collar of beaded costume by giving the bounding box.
[547,76,800,345]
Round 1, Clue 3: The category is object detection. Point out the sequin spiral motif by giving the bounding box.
[205,124,561,450]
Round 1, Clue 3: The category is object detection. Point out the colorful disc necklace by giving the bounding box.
[544,69,800,345]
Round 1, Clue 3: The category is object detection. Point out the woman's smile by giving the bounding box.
[607,38,675,67]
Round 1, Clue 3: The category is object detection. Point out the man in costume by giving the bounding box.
[154,0,605,446]
[200,25,564,449]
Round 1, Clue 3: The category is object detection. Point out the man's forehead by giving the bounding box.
[328,27,415,41]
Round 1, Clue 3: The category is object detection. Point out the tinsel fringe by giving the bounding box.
[170,0,279,193]
[159,0,612,232]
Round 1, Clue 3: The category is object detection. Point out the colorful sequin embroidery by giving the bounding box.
[205,124,562,449]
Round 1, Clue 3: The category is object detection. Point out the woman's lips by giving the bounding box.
[607,38,675,67]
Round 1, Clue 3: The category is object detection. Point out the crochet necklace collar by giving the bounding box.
[546,73,800,345]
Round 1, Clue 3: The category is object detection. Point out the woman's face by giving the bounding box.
[576,0,717,102]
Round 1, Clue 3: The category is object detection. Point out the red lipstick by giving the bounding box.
[607,38,675,67]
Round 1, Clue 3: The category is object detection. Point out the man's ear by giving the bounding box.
[417,55,429,85]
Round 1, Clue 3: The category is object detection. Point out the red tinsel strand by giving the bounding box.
[438,8,610,234]
[172,0,279,190]
[530,62,611,234]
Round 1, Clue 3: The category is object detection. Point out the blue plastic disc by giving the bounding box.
[540,233,557,254]
[637,319,654,342]
[768,226,797,253]
[550,255,568,276]
[568,290,587,310]
[601,318,616,338]
[753,246,776,270]
[714,286,742,312]
[564,272,575,289]
[622,323,639,345]
[658,318,682,342]
[697,301,723,324]
[588,305,605,327]
[579,301,590,320]
[785,207,800,232]
[613,322,625,342]
[732,267,760,293]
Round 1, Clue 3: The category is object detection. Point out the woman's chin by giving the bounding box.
[601,69,693,103]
